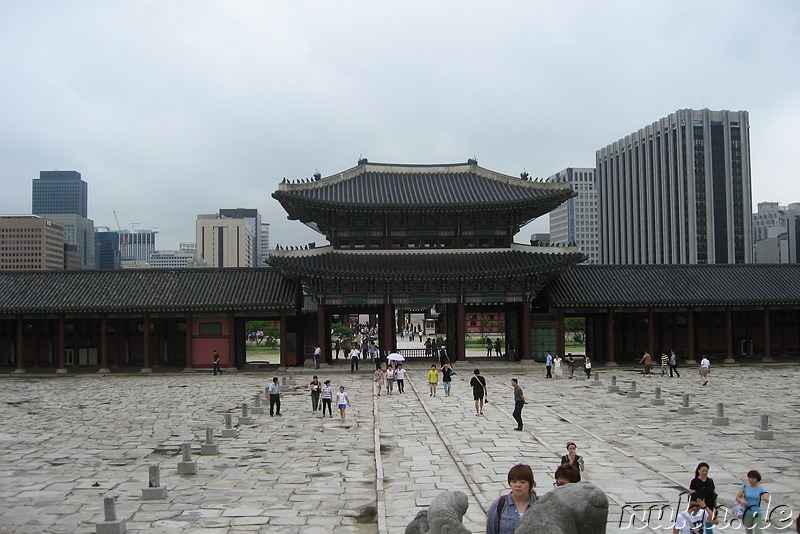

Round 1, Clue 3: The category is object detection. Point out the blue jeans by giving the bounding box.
[443,382,452,395]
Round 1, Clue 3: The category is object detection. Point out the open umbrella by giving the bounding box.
[387,353,405,362]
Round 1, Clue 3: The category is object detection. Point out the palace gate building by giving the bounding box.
[2,159,800,372]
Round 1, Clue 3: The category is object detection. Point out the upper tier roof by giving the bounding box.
[0,269,299,314]
[268,244,587,280]
[273,160,575,223]
[544,264,800,308]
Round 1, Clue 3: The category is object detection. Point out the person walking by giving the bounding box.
[639,351,653,376]
[428,364,439,397]
[309,375,322,413]
[320,380,334,417]
[689,462,717,533]
[560,442,585,472]
[553,354,563,379]
[470,369,487,415]
[660,353,669,377]
[395,364,407,393]
[583,356,592,378]
[566,353,575,379]
[441,363,454,396]
[673,494,718,534]
[736,470,770,534]
[349,345,361,372]
[485,464,537,534]
[511,378,527,431]
[336,386,352,421]
[268,376,282,416]
[313,344,321,370]
[545,352,553,378]
[212,350,222,375]
[385,363,396,395]
[334,339,341,360]
[486,338,493,357]
[669,350,681,377]
[700,356,711,386]
[494,338,502,357]
[373,366,385,396]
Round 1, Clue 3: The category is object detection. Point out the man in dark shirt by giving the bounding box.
[511,378,527,431]
[470,369,487,415]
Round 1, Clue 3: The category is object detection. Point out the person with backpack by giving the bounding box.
[672,493,718,534]
[486,464,537,534]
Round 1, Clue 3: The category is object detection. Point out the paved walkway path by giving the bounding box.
[0,362,798,533]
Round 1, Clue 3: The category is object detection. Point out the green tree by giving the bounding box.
[564,317,586,343]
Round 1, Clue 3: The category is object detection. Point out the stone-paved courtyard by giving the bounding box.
[1,362,798,533]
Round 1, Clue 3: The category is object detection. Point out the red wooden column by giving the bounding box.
[99,315,110,373]
[648,309,655,357]
[724,308,735,363]
[228,313,237,370]
[382,301,394,353]
[141,313,152,372]
[184,314,194,372]
[763,308,773,362]
[317,302,327,364]
[455,301,466,361]
[686,308,697,364]
[56,317,67,374]
[606,309,616,364]
[556,310,566,357]
[13,317,25,374]
[279,313,287,367]
[521,302,531,360]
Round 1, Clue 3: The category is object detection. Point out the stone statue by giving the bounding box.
[515,481,608,533]
[405,490,471,534]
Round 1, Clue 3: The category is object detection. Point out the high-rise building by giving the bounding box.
[752,201,800,263]
[0,215,65,271]
[596,109,752,264]
[32,170,95,269]
[547,168,598,263]
[32,171,88,218]
[219,208,264,266]
[261,222,271,261]
[196,214,255,268]
[94,228,121,269]
[44,213,95,269]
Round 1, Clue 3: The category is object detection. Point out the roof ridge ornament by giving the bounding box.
[467,157,478,165]
[358,157,368,165]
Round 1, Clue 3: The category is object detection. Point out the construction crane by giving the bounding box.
[113,211,128,259]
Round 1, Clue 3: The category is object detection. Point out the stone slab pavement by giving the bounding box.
[0,362,798,533]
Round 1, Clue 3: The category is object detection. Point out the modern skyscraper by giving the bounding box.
[596,109,752,264]
[94,228,121,269]
[196,213,256,268]
[547,168,598,263]
[752,201,800,263]
[43,213,95,269]
[119,229,158,263]
[0,215,65,271]
[32,171,88,218]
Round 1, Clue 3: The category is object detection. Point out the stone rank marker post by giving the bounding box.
[712,403,730,426]
[754,414,774,440]
[678,394,695,415]
[221,413,238,438]
[176,442,198,475]
[141,464,168,500]
[95,493,127,534]
[201,427,220,455]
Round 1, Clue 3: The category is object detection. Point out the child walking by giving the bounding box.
[320,380,334,418]
[336,385,352,421]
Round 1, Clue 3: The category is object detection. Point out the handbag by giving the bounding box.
[731,501,746,520]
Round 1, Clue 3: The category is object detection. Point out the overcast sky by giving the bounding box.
[2,1,799,250]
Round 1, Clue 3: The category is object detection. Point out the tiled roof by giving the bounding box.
[273,160,574,218]
[0,269,299,314]
[268,245,587,280]
[544,264,800,307]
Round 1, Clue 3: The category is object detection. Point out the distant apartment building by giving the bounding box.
[196,213,255,268]
[261,222,271,260]
[32,170,88,218]
[530,233,550,247]
[119,229,158,262]
[547,168,598,263]
[752,201,800,263]
[179,242,197,257]
[149,250,196,269]
[597,109,752,264]
[219,208,264,266]
[0,215,65,271]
